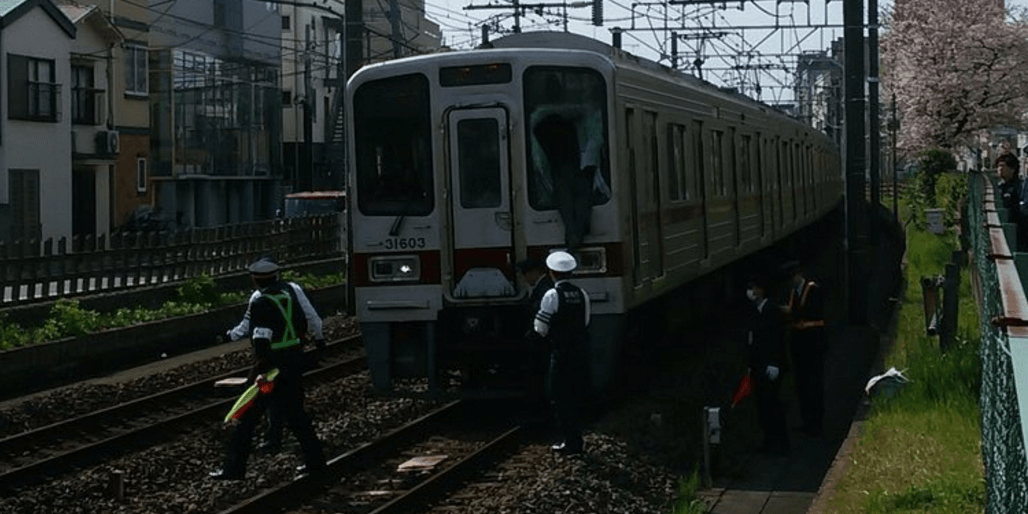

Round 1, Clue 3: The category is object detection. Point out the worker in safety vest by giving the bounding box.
[209,257,326,480]
[223,257,326,454]
[781,260,826,437]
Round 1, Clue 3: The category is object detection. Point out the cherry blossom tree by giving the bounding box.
[882,0,1028,154]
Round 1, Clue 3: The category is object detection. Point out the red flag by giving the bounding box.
[731,373,753,408]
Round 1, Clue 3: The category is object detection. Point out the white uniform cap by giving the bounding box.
[546,251,577,272]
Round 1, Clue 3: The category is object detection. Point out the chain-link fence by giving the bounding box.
[968,172,1028,513]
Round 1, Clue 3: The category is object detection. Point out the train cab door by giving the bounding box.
[445,107,517,299]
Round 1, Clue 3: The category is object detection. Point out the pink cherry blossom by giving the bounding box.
[883,0,1028,155]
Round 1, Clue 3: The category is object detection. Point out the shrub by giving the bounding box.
[177,274,221,306]
[0,270,345,350]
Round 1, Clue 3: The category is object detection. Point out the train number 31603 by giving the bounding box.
[383,237,427,250]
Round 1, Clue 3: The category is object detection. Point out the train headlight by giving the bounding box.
[369,255,421,282]
[573,247,607,274]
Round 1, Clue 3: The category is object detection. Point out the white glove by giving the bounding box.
[766,365,780,381]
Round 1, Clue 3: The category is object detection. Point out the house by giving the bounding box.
[0,0,76,248]
[279,0,441,192]
[56,0,124,240]
[99,0,153,232]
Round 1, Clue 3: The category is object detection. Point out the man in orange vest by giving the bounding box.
[782,260,826,437]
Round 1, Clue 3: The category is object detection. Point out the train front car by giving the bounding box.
[347,44,622,398]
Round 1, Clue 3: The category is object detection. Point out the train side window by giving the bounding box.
[691,121,703,202]
[739,135,751,194]
[711,130,724,196]
[666,124,683,201]
[523,66,611,211]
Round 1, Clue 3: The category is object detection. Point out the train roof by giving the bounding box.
[351,31,825,140]
[487,32,794,123]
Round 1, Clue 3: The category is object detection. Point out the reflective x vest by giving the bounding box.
[263,292,301,350]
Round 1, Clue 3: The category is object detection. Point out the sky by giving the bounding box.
[422,0,1028,104]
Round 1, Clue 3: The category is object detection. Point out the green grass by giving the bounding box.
[827,198,985,513]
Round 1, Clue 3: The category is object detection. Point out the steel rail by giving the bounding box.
[216,401,525,514]
[0,336,364,493]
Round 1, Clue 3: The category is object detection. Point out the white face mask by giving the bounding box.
[746,288,757,301]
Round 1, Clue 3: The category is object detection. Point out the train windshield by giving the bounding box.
[524,67,610,212]
[353,73,434,216]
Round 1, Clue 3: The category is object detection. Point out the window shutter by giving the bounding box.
[8,54,28,119]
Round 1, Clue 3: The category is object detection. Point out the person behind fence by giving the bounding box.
[533,250,590,455]
[781,260,825,437]
[746,274,789,455]
[209,258,326,480]
[995,153,1028,251]
[222,257,326,455]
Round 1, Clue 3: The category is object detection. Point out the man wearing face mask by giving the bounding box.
[747,275,789,455]
[781,260,825,437]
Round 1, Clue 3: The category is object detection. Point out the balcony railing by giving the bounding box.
[72,86,105,126]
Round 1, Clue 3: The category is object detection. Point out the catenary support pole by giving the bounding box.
[844,0,868,325]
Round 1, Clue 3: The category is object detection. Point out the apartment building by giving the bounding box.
[148,0,282,227]
[280,0,440,192]
[101,0,153,232]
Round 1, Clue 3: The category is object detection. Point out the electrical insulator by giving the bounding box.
[592,0,603,26]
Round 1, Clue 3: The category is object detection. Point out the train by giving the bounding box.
[345,31,843,398]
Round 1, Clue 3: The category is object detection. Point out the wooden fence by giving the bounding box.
[0,215,344,307]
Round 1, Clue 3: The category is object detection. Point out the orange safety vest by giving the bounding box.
[788,280,825,330]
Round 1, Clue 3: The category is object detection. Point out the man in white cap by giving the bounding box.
[210,256,326,480]
[223,256,326,454]
[533,250,590,455]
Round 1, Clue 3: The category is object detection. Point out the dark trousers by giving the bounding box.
[753,371,789,450]
[263,402,284,447]
[790,330,826,430]
[223,375,325,474]
[547,352,586,451]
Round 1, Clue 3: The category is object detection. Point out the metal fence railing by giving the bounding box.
[968,172,1028,513]
[0,214,344,308]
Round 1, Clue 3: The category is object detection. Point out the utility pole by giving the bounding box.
[387,0,403,58]
[304,22,313,190]
[890,94,899,221]
[844,0,868,325]
[868,0,880,246]
[671,31,678,69]
[464,1,595,33]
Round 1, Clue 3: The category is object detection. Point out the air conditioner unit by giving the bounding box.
[95,130,120,156]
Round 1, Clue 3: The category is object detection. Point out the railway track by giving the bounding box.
[0,335,366,493]
[217,401,526,514]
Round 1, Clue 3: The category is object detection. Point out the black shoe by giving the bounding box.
[209,468,244,480]
[550,442,583,455]
[255,441,282,455]
[295,462,328,477]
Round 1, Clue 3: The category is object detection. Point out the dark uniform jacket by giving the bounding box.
[999,178,1028,251]
[528,274,555,318]
[538,281,589,357]
[249,280,309,379]
[749,298,785,371]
